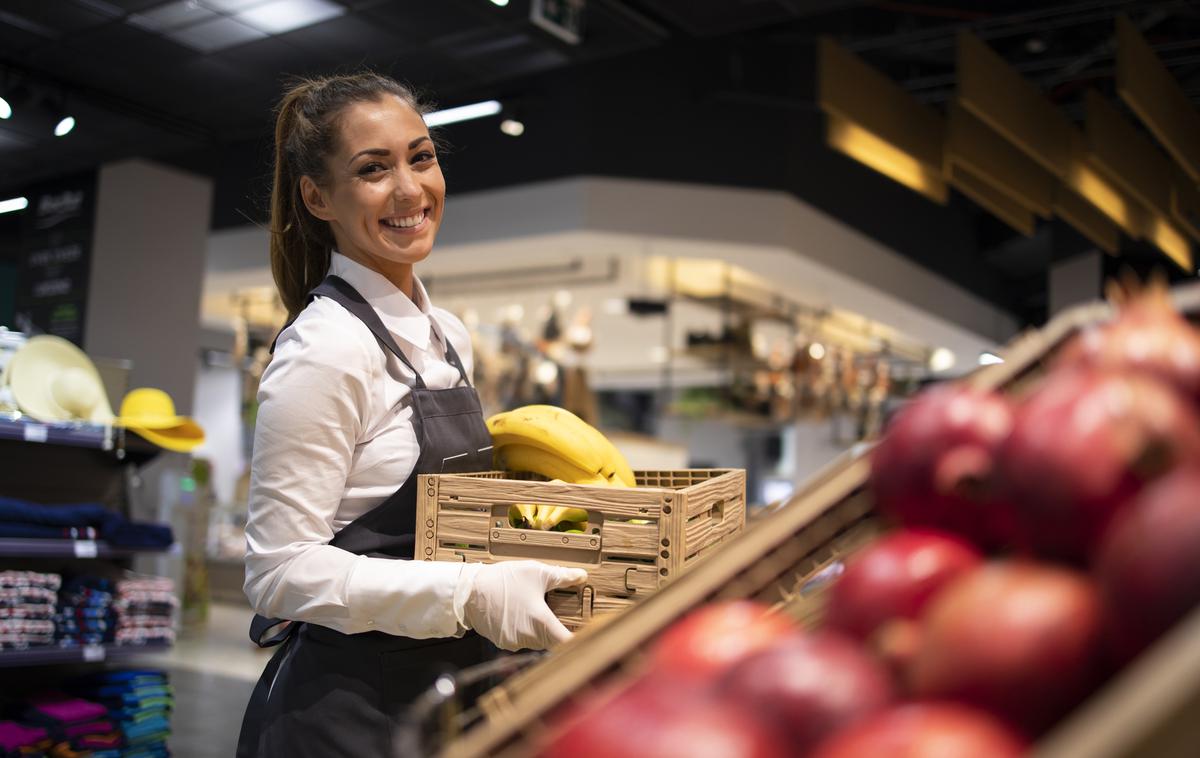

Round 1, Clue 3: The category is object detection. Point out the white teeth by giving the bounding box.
[383,211,425,229]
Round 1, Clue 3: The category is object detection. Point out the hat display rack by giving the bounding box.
[0,334,204,455]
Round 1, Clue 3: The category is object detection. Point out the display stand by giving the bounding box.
[0,414,175,668]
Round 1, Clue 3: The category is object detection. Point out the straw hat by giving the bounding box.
[114,388,205,452]
[7,335,115,423]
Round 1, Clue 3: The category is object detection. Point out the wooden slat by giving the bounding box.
[600,521,658,558]
[683,499,745,557]
[682,470,745,518]
[434,511,491,545]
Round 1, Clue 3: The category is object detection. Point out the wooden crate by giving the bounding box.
[443,283,1200,758]
[415,468,746,629]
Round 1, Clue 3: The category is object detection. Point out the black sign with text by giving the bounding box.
[13,172,97,346]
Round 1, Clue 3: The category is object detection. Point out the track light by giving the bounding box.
[500,118,524,137]
[0,95,9,120]
[54,115,76,137]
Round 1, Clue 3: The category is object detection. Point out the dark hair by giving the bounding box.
[269,72,429,317]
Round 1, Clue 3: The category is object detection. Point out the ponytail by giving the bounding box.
[268,72,428,318]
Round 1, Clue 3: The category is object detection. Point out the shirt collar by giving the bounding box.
[328,252,437,351]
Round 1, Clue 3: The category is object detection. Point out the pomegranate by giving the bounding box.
[541,677,788,758]
[1057,286,1200,404]
[909,561,1105,736]
[720,631,894,753]
[999,368,1200,562]
[810,702,1027,758]
[1095,466,1200,663]
[825,529,983,643]
[870,385,1018,548]
[648,600,796,681]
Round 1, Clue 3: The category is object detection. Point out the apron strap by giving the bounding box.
[313,275,427,390]
[442,338,472,388]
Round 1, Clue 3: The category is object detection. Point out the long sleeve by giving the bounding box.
[242,305,468,639]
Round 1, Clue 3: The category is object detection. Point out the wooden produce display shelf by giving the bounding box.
[443,283,1200,758]
[417,469,746,630]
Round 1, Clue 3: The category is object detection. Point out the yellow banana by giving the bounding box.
[508,503,539,527]
[493,405,638,488]
[488,407,606,478]
[495,444,610,486]
[534,505,591,530]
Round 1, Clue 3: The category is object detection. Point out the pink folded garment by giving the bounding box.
[0,720,48,750]
[29,695,108,724]
[64,720,114,737]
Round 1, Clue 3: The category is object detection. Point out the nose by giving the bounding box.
[392,164,422,204]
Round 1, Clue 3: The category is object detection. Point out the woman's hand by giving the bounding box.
[455,561,588,651]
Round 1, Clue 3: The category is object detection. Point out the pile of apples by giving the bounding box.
[540,285,1200,757]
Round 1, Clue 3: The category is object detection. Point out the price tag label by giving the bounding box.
[82,644,106,662]
[23,424,48,443]
[74,540,98,559]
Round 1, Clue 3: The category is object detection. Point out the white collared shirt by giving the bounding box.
[243,252,474,638]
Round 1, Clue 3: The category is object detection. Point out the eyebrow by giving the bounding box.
[347,137,432,165]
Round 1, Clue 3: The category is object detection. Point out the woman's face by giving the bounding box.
[303,95,445,275]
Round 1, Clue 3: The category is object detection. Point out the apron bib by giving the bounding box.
[237,276,495,757]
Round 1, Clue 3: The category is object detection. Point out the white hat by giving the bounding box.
[6,335,115,423]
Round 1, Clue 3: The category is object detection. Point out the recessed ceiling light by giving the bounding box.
[500,118,525,136]
[0,197,29,214]
[234,0,344,35]
[424,100,502,127]
[54,116,76,137]
[0,96,10,119]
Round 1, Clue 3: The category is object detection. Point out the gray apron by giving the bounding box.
[237,275,496,757]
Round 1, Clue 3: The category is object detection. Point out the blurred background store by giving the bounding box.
[2,1,1199,756]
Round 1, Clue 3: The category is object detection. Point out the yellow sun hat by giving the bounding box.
[115,387,205,452]
[7,335,116,423]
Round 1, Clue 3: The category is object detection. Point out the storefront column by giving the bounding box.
[84,159,212,412]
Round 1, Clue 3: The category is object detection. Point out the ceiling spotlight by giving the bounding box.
[500,118,525,137]
[54,115,76,137]
[978,351,1004,366]
[490,0,510,6]
[0,96,10,120]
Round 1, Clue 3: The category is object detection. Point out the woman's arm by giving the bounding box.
[242,305,465,638]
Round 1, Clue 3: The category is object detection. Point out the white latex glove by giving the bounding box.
[454,560,587,652]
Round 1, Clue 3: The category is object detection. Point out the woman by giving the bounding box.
[236,72,586,757]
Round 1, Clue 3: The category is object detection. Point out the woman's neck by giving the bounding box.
[336,246,415,301]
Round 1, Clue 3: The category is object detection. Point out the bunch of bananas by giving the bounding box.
[488,404,638,531]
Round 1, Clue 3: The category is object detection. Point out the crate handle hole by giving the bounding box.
[709,500,726,522]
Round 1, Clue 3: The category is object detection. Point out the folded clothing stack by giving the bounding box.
[113,578,176,647]
[54,577,116,648]
[69,670,172,758]
[0,571,60,650]
[0,720,51,757]
[0,498,173,548]
[21,693,122,758]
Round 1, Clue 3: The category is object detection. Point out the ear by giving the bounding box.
[299,175,336,222]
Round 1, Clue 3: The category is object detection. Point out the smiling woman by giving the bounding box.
[298,97,445,300]
[236,72,585,758]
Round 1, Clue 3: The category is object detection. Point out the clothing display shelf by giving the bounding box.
[0,538,172,559]
[0,415,176,670]
[0,641,171,669]
[0,416,161,464]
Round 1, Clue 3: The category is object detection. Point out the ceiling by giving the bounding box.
[3,0,1200,327]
